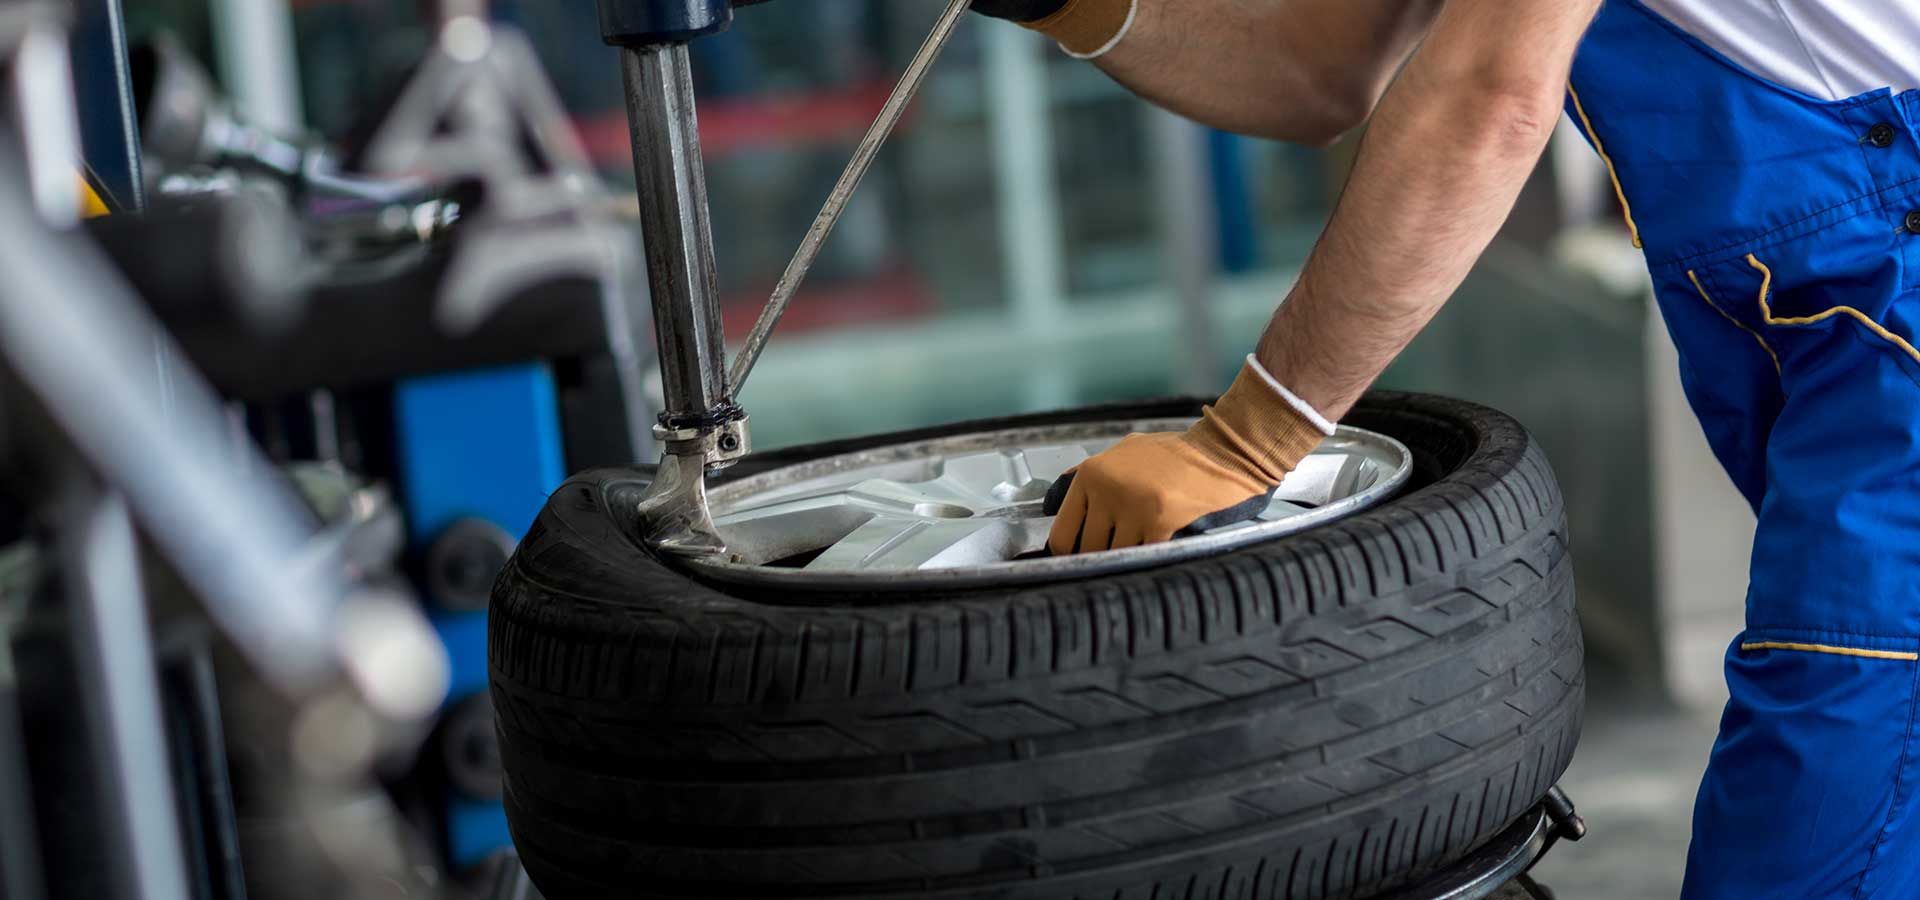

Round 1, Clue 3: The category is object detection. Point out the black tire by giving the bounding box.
[489,392,1583,900]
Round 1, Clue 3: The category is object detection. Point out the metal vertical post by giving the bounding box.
[1148,107,1223,395]
[618,44,735,426]
[57,485,193,900]
[10,13,84,226]
[209,0,305,134]
[984,23,1072,411]
[984,24,1066,335]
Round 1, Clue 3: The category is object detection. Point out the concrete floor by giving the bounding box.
[1528,696,1723,899]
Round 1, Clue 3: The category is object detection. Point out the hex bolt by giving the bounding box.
[425,517,516,612]
[440,693,502,801]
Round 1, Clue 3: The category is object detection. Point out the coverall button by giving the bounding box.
[1869,122,1898,148]
[1906,210,1920,234]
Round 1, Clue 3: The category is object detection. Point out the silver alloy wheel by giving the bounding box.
[685,418,1413,590]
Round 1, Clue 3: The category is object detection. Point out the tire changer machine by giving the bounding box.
[0,0,1589,896]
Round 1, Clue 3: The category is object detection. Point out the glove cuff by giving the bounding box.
[1024,0,1137,59]
[1184,358,1332,485]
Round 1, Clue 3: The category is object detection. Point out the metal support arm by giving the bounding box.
[600,0,964,557]
[618,44,738,429]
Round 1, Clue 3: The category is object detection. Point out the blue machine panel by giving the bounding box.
[394,363,567,869]
[449,799,514,870]
[395,363,567,549]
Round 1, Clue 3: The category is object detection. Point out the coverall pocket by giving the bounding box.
[1687,636,1920,899]
[1660,267,1787,504]
[1728,252,1920,386]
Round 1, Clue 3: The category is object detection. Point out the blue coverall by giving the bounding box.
[1570,2,1920,896]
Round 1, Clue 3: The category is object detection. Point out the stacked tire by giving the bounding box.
[489,392,1583,899]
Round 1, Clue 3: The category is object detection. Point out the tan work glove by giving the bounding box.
[1045,356,1334,555]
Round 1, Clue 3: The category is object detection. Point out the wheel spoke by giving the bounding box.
[712,494,879,565]
[803,516,1037,571]
[844,478,986,518]
[1274,453,1350,507]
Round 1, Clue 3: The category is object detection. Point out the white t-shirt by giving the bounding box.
[1642,0,1920,100]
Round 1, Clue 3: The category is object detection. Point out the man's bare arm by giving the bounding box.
[1094,1,1442,144]
[1255,0,1599,417]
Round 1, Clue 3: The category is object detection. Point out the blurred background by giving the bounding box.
[2,0,1757,897]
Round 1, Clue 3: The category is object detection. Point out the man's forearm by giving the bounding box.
[1255,0,1600,418]
[1093,1,1439,142]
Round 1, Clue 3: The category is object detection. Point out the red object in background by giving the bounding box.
[580,79,938,336]
[720,268,938,338]
[576,79,906,163]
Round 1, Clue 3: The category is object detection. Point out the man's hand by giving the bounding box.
[1046,358,1330,555]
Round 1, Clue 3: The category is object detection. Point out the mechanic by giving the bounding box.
[974,0,1920,896]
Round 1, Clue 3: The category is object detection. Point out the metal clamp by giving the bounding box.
[654,414,750,468]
